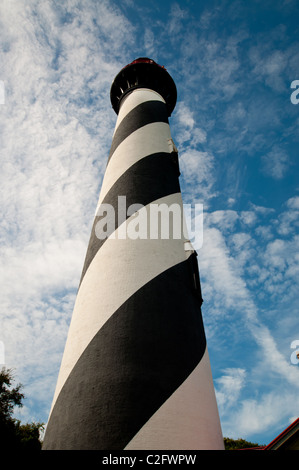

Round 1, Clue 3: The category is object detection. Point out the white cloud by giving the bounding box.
[215,368,246,411]
[255,225,274,241]
[175,102,212,202]
[168,3,188,35]
[175,102,207,147]
[250,48,287,91]
[180,149,216,204]
[144,28,156,58]
[199,207,299,439]
[176,102,196,129]
[286,196,299,210]
[261,146,290,179]
[200,225,250,312]
[264,236,299,274]
[207,210,239,231]
[275,197,299,236]
[224,390,299,440]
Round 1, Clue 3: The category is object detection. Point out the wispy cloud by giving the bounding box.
[261,145,290,179]
[215,368,246,411]
[199,201,299,438]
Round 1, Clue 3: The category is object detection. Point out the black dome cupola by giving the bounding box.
[110,58,177,116]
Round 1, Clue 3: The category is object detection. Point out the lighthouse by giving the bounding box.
[43,58,224,450]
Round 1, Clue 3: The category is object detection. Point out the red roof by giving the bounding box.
[264,417,299,450]
[122,57,166,71]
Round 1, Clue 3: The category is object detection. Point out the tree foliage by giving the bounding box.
[224,436,262,450]
[0,367,44,450]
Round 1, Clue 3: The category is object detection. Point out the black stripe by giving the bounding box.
[108,100,169,163]
[42,258,206,450]
[79,152,181,285]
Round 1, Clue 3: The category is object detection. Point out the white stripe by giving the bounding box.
[96,121,171,213]
[49,193,189,414]
[114,88,166,135]
[125,348,224,450]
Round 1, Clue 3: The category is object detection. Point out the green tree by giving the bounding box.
[15,421,44,450]
[0,367,44,449]
[224,436,262,450]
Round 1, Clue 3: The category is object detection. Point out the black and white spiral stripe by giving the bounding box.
[43,89,223,450]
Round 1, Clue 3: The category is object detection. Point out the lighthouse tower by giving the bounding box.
[43,58,224,450]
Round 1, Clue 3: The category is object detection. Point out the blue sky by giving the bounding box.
[0,0,298,446]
